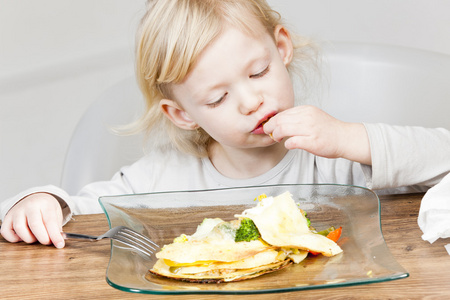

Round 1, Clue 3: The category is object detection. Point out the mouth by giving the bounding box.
[251,113,276,135]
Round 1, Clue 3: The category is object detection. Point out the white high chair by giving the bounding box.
[60,77,145,195]
[60,42,450,194]
[320,42,450,128]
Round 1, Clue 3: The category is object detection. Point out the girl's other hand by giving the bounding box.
[264,105,371,165]
[1,193,65,248]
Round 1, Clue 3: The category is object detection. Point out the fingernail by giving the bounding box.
[55,242,64,249]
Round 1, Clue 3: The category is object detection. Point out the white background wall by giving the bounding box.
[1,0,450,202]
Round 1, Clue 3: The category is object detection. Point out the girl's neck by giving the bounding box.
[208,142,289,179]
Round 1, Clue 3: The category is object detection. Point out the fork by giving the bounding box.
[63,225,159,257]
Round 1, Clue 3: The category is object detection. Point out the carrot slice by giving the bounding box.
[327,226,342,242]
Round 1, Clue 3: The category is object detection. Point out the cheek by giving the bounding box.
[201,117,233,136]
[270,64,295,105]
[199,114,245,144]
[282,75,295,106]
[274,79,295,109]
[189,112,222,134]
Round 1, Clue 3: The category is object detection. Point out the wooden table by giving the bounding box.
[1,193,449,299]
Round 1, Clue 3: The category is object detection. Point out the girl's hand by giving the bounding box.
[1,193,65,248]
[264,105,371,165]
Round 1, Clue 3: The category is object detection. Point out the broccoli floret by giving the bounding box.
[300,209,312,228]
[235,218,261,242]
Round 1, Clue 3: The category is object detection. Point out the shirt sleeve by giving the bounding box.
[0,150,199,224]
[0,166,137,225]
[364,123,450,190]
[0,185,74,224]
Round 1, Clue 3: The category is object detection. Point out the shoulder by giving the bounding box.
[128,147,201,172]
[119,147,205,192]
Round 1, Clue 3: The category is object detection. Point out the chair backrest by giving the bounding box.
[61,42,450,194]
[321,42,450,129]
[60,77,145,195]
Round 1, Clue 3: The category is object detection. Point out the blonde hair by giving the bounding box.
[134,0,319,157]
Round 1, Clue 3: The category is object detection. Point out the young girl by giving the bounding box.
[1,0,449,249]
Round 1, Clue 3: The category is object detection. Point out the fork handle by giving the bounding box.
[63,232,98,241]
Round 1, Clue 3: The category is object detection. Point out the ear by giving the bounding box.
[160,99,198,130]
[273,25,294,66]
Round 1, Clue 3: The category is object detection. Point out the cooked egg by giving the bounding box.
[237,191,342,256]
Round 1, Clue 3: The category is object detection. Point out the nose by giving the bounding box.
[238,88,263,115]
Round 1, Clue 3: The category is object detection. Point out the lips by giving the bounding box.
[251,113,276,135]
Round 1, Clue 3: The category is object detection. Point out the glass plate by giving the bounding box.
[99,184,408,295]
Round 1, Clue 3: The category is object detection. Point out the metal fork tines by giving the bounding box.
[64,226,159,257]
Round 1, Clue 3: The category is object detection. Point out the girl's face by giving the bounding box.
[161,22,295,151]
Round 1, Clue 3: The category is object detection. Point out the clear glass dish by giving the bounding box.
[98,184,408,295]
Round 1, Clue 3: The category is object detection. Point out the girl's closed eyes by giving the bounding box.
[206,64,271,109]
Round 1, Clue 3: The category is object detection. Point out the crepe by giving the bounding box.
[151,249,294,283]
[149,191,342,283]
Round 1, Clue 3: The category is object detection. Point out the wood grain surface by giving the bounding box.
[1,193,449,299]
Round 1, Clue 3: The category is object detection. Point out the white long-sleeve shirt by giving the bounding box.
[1,123,449,225]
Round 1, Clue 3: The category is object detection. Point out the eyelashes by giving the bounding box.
[250,65,270,79]
[206,64,270,108]
[207,92,228,108]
